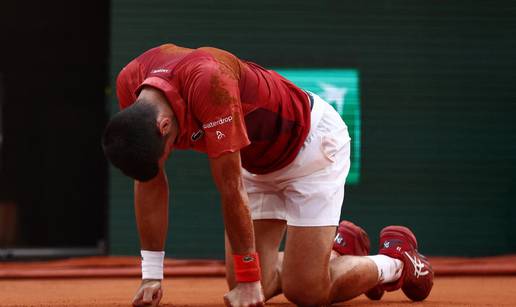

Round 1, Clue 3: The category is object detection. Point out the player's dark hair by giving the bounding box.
[102,100,165,182]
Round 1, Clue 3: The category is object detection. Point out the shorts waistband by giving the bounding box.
[305,91,325,132]
[305,90,314,110]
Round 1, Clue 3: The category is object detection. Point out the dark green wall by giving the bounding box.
[109,0,516,257]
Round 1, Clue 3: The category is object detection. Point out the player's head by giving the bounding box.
[102,99,175,182]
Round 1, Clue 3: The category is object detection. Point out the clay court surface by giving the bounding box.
[1,276,516,306]
[1,256,515,306]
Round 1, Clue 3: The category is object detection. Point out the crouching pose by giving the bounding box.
[102,43,433,307]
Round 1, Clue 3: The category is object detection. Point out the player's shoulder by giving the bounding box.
[197,47,239,63]
[119,45,161,72]
[116,59,139,89]
[180,48,218,66]
[176,51,225,77]
[139,43,191,60]
[120,44,193,72]
[180,46,241,79]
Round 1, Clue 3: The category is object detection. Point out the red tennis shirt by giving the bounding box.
[116,44,311,174]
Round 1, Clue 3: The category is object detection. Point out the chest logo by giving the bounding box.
[216,130,226,140]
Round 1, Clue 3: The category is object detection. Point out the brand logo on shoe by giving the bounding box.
[405,252,429,278]
[335,234,346,246]
[383,239,403,249]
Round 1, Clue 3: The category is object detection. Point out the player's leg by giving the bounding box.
[253,219,286,299]
[279,92,433,304]
[279,92,385,303]
[328,254,379,302]
[224,219,286,300]
[331,220,388,301]
[281,225,379,306]
[331,220,434,302]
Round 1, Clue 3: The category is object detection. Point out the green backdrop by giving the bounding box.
[109,0,516,258]
[274,69,361,184]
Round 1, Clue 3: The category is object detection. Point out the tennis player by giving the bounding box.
[103,44,433,307]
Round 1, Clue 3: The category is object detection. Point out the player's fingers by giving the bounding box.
[152,288,163,306]
[132,300,145,307]
[132,288,144,306]
[142,287,155,304]
[223,294,231,307]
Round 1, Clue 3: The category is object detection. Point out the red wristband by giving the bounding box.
[233,252,261,283]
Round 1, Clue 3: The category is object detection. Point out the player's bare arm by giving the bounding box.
[132,169,168,307]
[101,86,177,307]
[209,151,264,307]
[131,88,178,307]
[135,169,169,251]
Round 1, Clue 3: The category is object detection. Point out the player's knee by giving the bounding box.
[282,283,329,307]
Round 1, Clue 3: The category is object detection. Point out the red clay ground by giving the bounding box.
[0,276,515,306]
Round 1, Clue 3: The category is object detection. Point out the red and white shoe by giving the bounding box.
[332,221,384,300]
[377,225,434,301]
[332,220,370,256]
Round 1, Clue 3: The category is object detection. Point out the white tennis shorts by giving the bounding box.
[242,92,351,226]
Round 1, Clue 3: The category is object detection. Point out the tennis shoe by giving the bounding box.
[332,220,370,256]
[378,225,434,301]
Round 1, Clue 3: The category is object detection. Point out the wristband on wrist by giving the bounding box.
[141,250,165,280]
[233,252,261,283]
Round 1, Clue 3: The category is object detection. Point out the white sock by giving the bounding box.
[366,255,404,284]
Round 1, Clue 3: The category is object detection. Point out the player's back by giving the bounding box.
[197,46,311,173]
[117,44,311,174]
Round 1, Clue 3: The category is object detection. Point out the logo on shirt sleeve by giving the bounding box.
[216,130,225,140]
[151,68,170,74]
[202,115,233,129]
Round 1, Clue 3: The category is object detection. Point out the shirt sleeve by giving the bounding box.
[185,60,250,158]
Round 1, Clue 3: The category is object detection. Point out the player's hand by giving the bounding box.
[132,279,163,307]
[223,281,265,307]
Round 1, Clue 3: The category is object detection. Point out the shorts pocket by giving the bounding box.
[282,134,332,178]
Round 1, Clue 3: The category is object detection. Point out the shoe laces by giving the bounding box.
[404,252,429,278]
